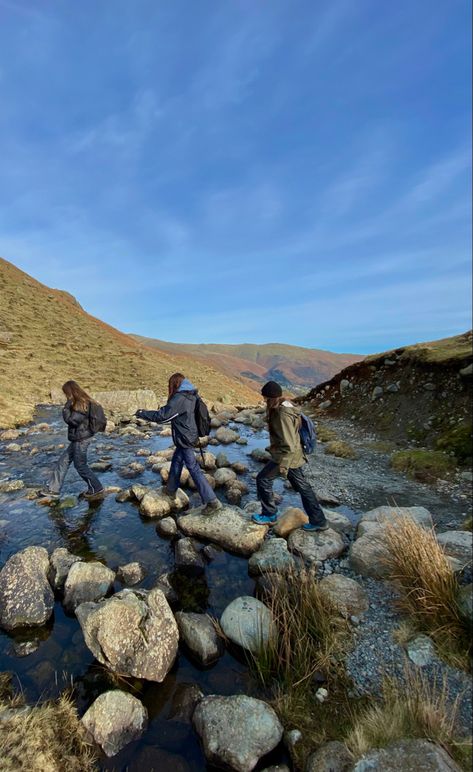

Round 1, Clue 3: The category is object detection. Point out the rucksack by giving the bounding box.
[89,401,107,435]
[299,412,317,454]
[194,397,211,438]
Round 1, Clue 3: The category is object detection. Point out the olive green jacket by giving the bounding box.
[267,401,305,469]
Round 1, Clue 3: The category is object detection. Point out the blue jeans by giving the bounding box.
[49,440,103,495]
[256,461,327,527]
[168,447,216,505]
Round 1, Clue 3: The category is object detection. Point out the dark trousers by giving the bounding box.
[256,461,327,526]
[49,440,102,495]
[168,447,216,505]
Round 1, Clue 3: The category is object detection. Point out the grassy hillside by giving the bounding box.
[131,337,363,392]
[301,331,473,459]
[0,258,257,427]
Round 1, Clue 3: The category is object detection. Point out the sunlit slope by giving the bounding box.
[0,257,257,427]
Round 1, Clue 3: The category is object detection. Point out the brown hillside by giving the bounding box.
[300,331,473,459]
[131,337,363,392]
[0,257,257,427]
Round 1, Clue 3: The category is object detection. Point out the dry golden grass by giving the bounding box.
[383,517,471,668]
[250,569,351,767]
[324,440,358,459]
[316,423,339,443]
[346,672,471,770]
[0,257,257,427]
[0,686,97,771]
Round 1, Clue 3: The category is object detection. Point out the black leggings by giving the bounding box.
[256,461,326,526]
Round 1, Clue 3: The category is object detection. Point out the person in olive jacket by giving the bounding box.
[252,381,328,530]
[40,380,104,500]
[136,372,222,514]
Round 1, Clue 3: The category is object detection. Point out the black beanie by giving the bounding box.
[261,380,283,398]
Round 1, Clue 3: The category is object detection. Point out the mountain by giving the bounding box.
[300,331,473,460]
[0,258,258,427]
[130,338,363,394]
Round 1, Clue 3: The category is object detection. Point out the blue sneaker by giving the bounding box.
[252,513,278,525]
[302,522,329,532]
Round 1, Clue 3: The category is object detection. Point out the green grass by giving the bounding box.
[390,449,455,482]
[436,424,472,466]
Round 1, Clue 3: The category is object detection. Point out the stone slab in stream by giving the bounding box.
[193,694,283,772]
[178,506,268,556]
[0,546,54,630]
[81,689,148,757]
[76,587,178,682]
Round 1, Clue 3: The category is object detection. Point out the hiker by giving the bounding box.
[40,380,105,501]
[252,381,328,531]
[135,373,222,515]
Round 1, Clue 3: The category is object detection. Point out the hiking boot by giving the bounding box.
[252,513,278,525]
[302,522,329,532]
[201,499,223,515]
[83,488,106,501]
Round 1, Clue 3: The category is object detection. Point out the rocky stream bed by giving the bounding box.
[0,403,471,771]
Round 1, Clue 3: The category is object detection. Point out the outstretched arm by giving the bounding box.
[136,396,181,424]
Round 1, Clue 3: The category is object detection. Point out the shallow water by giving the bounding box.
[1,406,354,770]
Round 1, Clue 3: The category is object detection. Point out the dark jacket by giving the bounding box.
[137,379,199,449]
[63,401,93,442]
[267,400,305,469]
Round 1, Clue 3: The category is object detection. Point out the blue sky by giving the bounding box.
[0,0,471,354]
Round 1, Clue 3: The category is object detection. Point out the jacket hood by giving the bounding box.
[280,400,299,416]
[177,378,198,394]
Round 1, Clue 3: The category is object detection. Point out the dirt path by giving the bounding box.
[305,417,471,530]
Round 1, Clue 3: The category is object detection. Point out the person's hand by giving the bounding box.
[279,465,288,478]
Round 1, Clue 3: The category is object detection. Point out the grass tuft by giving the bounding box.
[345,672,471,770]
[383,516,471,668]
[390,449,455,482]
[0,687,97,771]
[324,440,358,459]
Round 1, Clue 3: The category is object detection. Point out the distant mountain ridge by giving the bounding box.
[0,258,258,427]
[131,337,364,393]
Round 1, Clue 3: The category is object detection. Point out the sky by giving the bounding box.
[0,0,471,354]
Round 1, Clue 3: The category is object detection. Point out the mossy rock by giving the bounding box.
[390,449,455,482]
[435,423,472,465]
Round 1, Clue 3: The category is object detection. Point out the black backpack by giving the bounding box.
[194,397,211,438]
[89,401,107,435]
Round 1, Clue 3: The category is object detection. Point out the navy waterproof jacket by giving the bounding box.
[137,379,199,449]
[63,401,93,442]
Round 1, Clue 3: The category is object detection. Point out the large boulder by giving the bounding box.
[349,533,391,579]
[306,741,352,771]
[81,690,148,757]
[140,488,189,518]
[318,574,369,618]
[357,505,433,534]
[175,538,206,576]
[0,546,54,630]
[214,468,237,487]
[351,739,461,771]
[76,588,179,682]
[436,531,472,572]
[178,507,268,556]
[175,612,223,665]
[273,507,308,537]
[324,509,354,535]
[91,389,157,416]
[215,427,240,444]
[288,528,345,565]
[193,695,283,772]
[63,561,115,612]
[220,596,276,653]
[48,547,83,591]
[248,539,296,576]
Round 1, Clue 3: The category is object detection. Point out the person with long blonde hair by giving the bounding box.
[252,380,327,530]
[40,380,104,500]
[136,373,221,514]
